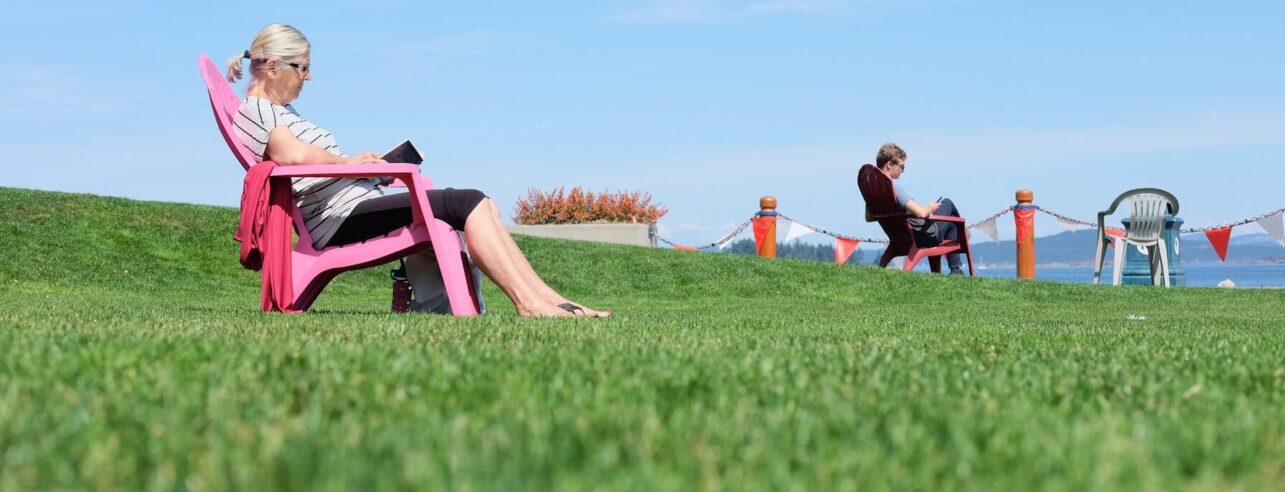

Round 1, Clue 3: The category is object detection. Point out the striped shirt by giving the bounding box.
[233,96,381,247]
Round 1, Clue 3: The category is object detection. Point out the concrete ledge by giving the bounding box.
[507,223,657,248]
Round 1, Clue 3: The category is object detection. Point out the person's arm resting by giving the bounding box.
[264,127,347,166]
[904,199,940,219]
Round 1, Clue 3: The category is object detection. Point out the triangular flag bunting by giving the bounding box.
[782,220,815,243]
[1057,217,1092,231]
[717,235,735,250]
[716,226,742,250]
[1204,227,1233,262]
[835,238,860,264]
[752,216,773,254]
[1255,212,1285,247]
[1013,208,1035,246]
[673,244,697,252]
[973,217,999,243]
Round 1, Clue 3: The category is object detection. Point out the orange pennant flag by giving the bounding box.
[1014,207,1036,246]
[1204,227,1233,262]
[835,238,860,264]
[751,216,773,254]
[673,244,697,252]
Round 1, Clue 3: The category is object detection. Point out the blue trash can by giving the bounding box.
[1119,215,1186,286]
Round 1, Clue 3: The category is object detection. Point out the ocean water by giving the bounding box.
[972,263,1285,288]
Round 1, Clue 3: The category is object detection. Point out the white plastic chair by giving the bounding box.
[1092,188,1179,287]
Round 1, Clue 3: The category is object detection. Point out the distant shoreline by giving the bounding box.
[970,263,1285,288]
[978,261,1285,268]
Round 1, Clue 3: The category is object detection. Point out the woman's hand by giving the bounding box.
[345,152,387,165]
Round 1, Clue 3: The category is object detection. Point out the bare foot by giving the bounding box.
[516,300,612,318]
[516,303,576,317]
[556,302,611,318]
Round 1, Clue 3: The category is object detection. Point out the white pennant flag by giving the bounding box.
[973,216,999,243]
[782,220,815,243]
[1256,212,1285,247]
[1057,216,1092,231]
[719,231,740,250]
[717,226,743,250]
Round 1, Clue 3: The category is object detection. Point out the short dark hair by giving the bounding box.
[876,143,906,169]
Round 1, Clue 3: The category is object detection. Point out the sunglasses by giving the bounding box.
[282,60,310,75]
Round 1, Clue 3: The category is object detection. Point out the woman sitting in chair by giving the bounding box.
[227,23,608,318]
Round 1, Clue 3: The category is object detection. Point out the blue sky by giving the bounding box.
[2,0,1282,247]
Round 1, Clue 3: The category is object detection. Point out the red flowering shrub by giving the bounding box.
[512,187,668,225]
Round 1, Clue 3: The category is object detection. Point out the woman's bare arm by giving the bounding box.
[265,127,385,166]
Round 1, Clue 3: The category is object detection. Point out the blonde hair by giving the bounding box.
[226,23,310,83]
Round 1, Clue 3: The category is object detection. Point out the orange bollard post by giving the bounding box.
[755,196,778,258]
[1014,190,1036,279]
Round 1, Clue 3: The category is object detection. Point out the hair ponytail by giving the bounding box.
[225,52,246,82]
[226,24,310,84]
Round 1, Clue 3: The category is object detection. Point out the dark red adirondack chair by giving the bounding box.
[857,164,975,275]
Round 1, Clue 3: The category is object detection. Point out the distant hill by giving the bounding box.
[967,230,1284,266]
[720,238,867,264]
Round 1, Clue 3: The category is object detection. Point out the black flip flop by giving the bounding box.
[558,303,587,316]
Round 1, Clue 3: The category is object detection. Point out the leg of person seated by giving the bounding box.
[477,200,610,317]
[936,198,960,218]
[461,202,576,317]
[934,198,964,273]
[938,218,964,274]
[472,199,610,317]
[325,193,417,247]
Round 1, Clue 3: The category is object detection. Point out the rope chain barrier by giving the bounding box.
[966,207,1015,228]
[1035,206,1096,229]
[656,206,1283,250]
[1177,207,1285,233]
[1037,206,1285,234]
[657,219,752,250]
[776,213,888,244]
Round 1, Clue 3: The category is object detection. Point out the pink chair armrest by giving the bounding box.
[268,163,423,180]
[266,163,434,226]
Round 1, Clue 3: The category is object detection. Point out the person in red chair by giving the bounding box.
[227,23,608,317]
[874,143,966,275]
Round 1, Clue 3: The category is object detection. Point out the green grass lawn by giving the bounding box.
[1,187,1283,491]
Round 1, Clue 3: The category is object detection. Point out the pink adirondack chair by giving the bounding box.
[857,164,975,274]
[199,54,480,315]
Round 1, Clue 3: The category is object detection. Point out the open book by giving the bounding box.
[381,139,424,165]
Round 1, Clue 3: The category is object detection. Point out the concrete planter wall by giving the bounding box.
[507,223,658,248]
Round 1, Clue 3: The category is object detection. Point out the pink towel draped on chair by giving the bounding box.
[235,162,299,313]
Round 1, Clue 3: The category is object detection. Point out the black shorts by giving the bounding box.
[325,188,487,247]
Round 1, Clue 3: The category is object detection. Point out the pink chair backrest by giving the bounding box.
[198,54,259,171]
[199,54,320,247]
